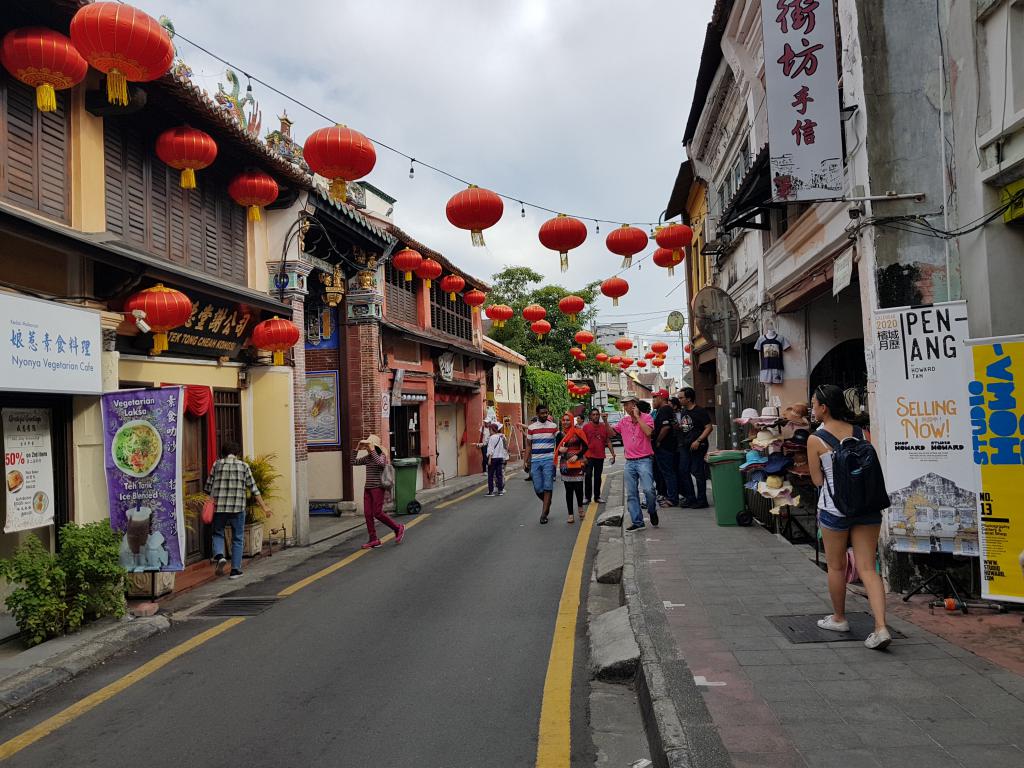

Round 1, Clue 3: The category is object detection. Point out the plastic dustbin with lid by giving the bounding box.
[392,457,422,515]
[706,450,746,526]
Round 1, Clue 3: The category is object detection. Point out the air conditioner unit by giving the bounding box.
[1002,178,1024,224]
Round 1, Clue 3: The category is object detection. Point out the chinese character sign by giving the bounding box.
[3,409,56,533]
[101,388,185,573]
[2,292,102,395]
[761,0,843,201]
[873,303,977,556]
[966,335,1024,603]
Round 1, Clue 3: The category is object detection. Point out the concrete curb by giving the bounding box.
[594,526,625,584]
[589,605,640,681]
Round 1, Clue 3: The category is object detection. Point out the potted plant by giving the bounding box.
[241,453,281,557]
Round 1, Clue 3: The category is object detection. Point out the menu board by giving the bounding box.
[3,408,56,533]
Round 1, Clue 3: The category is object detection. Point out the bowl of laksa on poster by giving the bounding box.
[111,420,163,478]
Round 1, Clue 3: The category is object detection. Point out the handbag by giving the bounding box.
[380,462,396,489]
[201,497,216,525]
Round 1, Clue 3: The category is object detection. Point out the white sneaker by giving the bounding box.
[816,615,850,632]
[864,628,892,650]
[484,492,495,497]
[498,490,506,496]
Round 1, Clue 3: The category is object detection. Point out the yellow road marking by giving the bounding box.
[277,513,431,596]
[535,500,598,767]
[0,617,244,761]
[434,485,489,509]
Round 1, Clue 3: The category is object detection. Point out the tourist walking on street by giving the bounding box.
[582,407,616,504]
[353,434,405,549]
[206,441,270,580]
[652,389,679,508]
[556,413,590,523]
[676,387,712,508]
[808,384,892,650]
[610,397,658,531]
[525,404,559,524]
[480,422,509,496]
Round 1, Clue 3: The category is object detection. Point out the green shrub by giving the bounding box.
[0,537,68,647]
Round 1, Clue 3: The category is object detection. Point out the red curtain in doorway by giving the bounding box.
[183,386,218,473]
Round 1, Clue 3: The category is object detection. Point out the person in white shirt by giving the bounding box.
[478,422,509,496]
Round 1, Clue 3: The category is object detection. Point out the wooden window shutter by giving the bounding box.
[103,121,126,237]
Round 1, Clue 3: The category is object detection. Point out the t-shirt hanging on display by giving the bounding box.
[755,331,791,384]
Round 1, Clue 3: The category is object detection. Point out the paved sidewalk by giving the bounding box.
[625,500,1024,768]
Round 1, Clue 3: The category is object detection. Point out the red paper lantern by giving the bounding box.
[651,341,669,356]
[1,28,88,112]
[652,358,665,368]
[446,185,504,246]
[439,274,466,302]
[613,337,633,353]
[605,224,648,268]
[155,126,217,189]
[644,351,656,360]
[609,355,621,364]
[392,248,423,282]
[596,353,609,363]
[69,3,174,106]
[636,360,647,369]
[252,316,301,366]
[463,289,487,313]
[574,330,595,350]
[531,319,551,340]
[415,257,443,289]
[684,343,693,353]
[601,277,629,307]
[652,247,677,276]
[558,295,585,321]
[539,214,588,272]
[685,356,692,366]
[578,385,590,396]
[523,304,547,323]
[655,222,693,262]
[122,284,192,356]
[304,124,376,203]
[570,347,583,359]
[227,170,278,222]
[486,304,514,328]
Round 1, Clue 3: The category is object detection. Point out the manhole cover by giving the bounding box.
[768,612,906,644]
[193,597,281,618]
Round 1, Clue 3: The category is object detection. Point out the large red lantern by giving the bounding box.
[558,295,586,322]
[392,248,423,282]
[655,222,693,262]
[228,170,278,222]
[539,214,588,272]
[1,28,88,112]
[684,343,693,353]
[596,353,609,363]
[653,247,677,277]
[446,185,504,246]
[156,126,217,189]
[601,277,629,307]
[644,351,656,360]
[252,316,301,366]
[613,338,633,353]
[531,319,551,340]
[570,347,583,359]
[122,284,192,356]
[303,124,376,203]
[621,357,634,367]
[606,225,648,268]
[578,385,590,396]
[636,360,647,369]
[651,341,669,356]
[439,274,466,302]
[415,257,443,289]
[574,330,595,350]
[652,358,665,368]
[69,3,174,106]
[486,304,512,328]
[609,355,621,364]
[522,304,547,323]
[463,289,487,313]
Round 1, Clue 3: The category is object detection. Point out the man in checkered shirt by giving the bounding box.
[206,441,270,579]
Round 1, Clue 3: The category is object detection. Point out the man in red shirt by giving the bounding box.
[582,407,617,504]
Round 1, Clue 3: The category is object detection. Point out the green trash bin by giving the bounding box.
[706,450,746,526]
[392,458,422,515]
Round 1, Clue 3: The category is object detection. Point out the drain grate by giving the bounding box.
[768,612,906,644]
[193,597,281,618]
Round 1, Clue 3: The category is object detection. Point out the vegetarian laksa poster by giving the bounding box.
[101,388,185,572]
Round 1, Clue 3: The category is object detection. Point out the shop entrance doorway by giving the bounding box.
[182,413,209,564]
[435,404,459,482]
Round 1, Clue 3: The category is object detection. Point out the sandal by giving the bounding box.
[579,510,586,520]
[567,516,575,524]
[540,515,549,524]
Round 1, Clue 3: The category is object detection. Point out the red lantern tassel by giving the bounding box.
[471,229,485,247]
[151,332,169,356]
[424,279,432,289]
[621,256,632,269]
[560,251,569,272]
[404,271,413,282]
[248,205,262,222]
[449,292,456,302]
[273,351,285,366]
[329,178,348,202]
[180,168,196,189]
[36,83,57,113]
[668,265,675,277]
[106,69,128,106]
[612,297,620,307]
[673,249,682,262]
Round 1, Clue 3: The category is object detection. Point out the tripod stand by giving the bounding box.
[902,555,972,614]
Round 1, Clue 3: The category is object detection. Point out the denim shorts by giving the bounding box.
[817,508,883,532]
[531,459,556,494]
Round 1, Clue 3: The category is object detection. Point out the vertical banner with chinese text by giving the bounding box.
[101,388,185,572]
[967,335,1024,603]
[874,302,977,555]
[3,409,56,533]
[761,0,844,201]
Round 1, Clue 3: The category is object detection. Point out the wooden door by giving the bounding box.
[435,405,458,482]
[182,413,208,564]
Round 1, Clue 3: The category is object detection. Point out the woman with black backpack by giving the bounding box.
[808,385,892,650]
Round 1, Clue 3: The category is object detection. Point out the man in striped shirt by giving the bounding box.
[525,403,559,524]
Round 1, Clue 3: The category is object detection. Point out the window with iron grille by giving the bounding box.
[430,282,473,342]
[384,261,419,325]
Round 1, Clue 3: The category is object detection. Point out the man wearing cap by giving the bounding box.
[651,389,680,508]
[676,387,712,509]
[607,396,658,531]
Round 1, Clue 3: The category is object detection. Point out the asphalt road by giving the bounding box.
[0,472,601,768]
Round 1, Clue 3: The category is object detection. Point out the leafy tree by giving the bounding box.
[524,366,572,420]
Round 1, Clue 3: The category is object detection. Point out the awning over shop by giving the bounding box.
[720,145,772,233]
[380,319,500,366]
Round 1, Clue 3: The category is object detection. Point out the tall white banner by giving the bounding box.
[761,0,844,201]
[3,408,56,533]
[874,302,978,555]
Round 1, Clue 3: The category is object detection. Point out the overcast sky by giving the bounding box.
[138,0,716,378]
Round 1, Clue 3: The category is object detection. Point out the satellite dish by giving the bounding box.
[666,311,685,332]
[693,286,740,348]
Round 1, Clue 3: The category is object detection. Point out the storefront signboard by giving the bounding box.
[120,291,256,359]
[760,0,843,202]
[965,334,1024,603]
[101,388,185,572]
[3,408,56,533]
[874,302,978,556]
[1,292,102,395]
[833,250,854,297]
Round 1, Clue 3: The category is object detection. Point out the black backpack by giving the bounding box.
[817,427,890,516]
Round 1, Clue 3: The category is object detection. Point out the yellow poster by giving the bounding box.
[968,335,1024,603]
